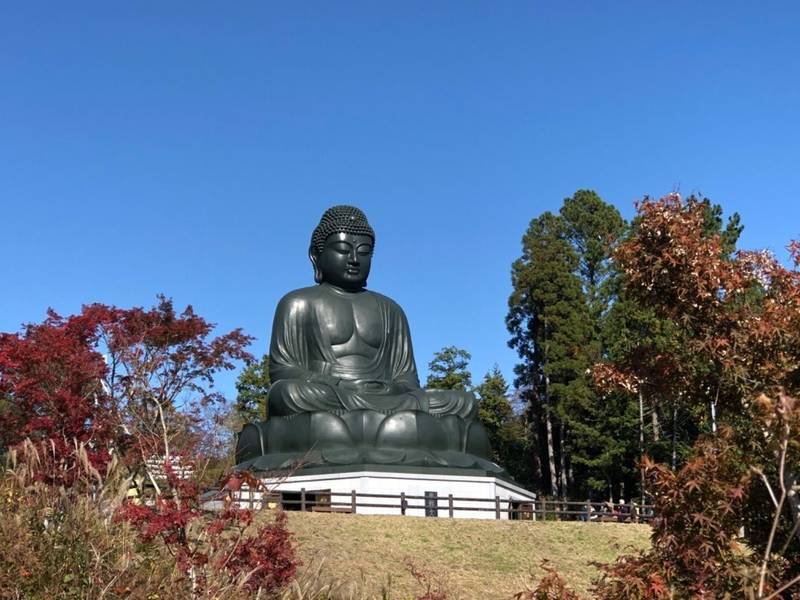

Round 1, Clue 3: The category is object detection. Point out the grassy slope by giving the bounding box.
[283,512,651,599]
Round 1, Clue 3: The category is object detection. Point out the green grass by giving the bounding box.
[280,512,651,599]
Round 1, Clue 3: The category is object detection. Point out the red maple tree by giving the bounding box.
[0,309,117,484]
[593,195,800,598]
[2,297,299,597]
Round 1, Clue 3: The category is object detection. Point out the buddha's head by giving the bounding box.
[309,205,375,291]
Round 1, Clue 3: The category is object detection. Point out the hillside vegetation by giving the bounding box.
[282,512,651,599]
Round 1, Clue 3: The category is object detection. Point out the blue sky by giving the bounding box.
[2,2,799,400]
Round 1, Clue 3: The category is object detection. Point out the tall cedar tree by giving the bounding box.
[560,190,626,325]
[508,191,637,500]
[558,191,635,500]
[507,209,593,498]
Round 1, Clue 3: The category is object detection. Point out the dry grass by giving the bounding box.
[279,512,651,599]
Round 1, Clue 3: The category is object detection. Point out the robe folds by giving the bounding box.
[267,284,477,419]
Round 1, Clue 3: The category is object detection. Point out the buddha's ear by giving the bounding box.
[309,246,323,283]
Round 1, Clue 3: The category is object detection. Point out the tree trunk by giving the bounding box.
[710,385,719,434]
[567,457,574,493]
[558,422,567,499]
[710,399,717,433]
[543,319,558,498]
[545,399,558,497]
[529,414,543,484]
[671,405,678,470]
[639,389,646,505]
[651,402,660,442]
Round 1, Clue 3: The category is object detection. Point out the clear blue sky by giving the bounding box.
[2,2,799,400]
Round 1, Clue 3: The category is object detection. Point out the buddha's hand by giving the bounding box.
[339,379,391,394]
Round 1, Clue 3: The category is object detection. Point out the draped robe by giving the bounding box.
[267,283,477,419]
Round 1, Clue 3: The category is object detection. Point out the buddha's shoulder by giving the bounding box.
[274,286,323,311]
[365,289,404,311]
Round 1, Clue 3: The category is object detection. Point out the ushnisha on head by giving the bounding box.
[309,205,376,291]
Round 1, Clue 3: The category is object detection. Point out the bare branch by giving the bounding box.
[752,466,779,509]
[762,572,800,600]
[758,431,790,598]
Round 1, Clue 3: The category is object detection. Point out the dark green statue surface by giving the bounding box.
[236,206,503,476]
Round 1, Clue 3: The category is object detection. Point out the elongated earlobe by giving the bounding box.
[309,247,323,283]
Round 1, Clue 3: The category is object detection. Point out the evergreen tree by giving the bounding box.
[559,189,626,324]
[426,346,472,391]
[477,365,513,434]
[508,191,743,501]
[508,191,640,500]
[700,196,743,257]
[234,354,270,424]
[558,191,633,500]
[477,366,535,488]
[507,211,592,497]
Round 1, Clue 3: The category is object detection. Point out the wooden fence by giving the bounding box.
[216,488,653,523]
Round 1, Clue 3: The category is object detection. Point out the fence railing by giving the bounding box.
[523,499,654,523]
[212,488,653,523]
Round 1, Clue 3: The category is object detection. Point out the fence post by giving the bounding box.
[495,495,501,520]
[351,490,357,514]
[400,492,406,516]
[448,494,454,518]
[301,488,306,512]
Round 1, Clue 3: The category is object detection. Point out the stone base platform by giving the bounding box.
[234,467,537,520]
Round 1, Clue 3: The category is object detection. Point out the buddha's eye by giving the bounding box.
[357,244,372,255]
[331,242,351,255]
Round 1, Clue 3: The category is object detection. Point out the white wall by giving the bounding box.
[235,471,536,520]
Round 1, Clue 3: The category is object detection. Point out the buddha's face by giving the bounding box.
[312,232,373,291]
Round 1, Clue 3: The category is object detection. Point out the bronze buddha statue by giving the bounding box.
[236,206,501,475]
